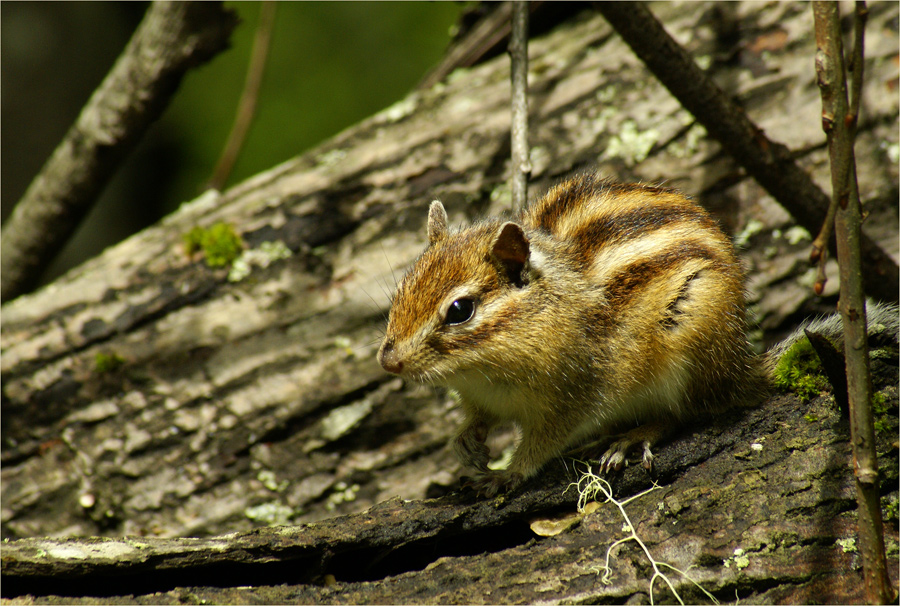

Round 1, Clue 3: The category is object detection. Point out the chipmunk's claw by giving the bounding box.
[597,437,654,474]
[462,470,523,498]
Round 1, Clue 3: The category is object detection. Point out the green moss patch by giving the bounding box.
[183,223,245,268]
[772,337,830,402]
[94,352,125,374]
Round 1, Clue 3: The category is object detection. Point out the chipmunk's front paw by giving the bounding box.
[462,470,523,498]
[454,427,491,472]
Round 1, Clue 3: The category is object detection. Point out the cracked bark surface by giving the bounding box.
[2,2,898,603]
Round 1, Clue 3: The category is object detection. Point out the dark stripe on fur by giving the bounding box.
[530,176,602,232]
[603,241,723,309]
[569,205,718,270]
[530,176,685,233]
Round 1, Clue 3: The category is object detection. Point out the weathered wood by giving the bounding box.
[2,2,898,603]
[3,375,899,603]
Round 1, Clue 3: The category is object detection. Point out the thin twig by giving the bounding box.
[208,1,277,191]
[809,195,837,294]
[811,1,870,294]
[812,2,894,603]
[847,3,868,123]
[594,2,898,304]
[0,1,238,302]
[509,0,530,211]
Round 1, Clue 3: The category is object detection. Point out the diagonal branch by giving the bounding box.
[594,2,898,304]
[207,1,277,191]
[1,1,238,303]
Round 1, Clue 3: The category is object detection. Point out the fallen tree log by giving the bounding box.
[2,2,898,603]
[3,380,899,603]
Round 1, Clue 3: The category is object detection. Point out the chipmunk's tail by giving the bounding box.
[764,300,899,372]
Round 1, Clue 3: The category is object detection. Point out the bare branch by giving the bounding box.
[812,2,895,602]
[207,1,277,191]
[848,2,869,124]
[0,1,238,303]
[509,1,530,210]
[810,2,868,294]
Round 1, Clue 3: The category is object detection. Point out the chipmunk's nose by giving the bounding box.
[377,339,403,374]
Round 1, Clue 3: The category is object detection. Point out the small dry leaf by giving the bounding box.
[530,512,581,537]
[582,501,602,515]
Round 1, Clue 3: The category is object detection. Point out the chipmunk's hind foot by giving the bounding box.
[575,422,671,473]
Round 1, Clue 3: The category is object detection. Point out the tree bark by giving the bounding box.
[2,2,898,603]
[3,387,898,603]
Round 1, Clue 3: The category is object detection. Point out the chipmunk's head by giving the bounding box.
[377,201,537,384]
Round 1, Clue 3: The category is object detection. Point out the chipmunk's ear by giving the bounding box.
[427,200,448,245]
[492,222,530,287]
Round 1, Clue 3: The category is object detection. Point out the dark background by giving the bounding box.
[2,1,462,286]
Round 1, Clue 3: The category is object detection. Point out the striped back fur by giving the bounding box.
[379,174,765,473]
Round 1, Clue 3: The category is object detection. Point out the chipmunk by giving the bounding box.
[376,173,890,497]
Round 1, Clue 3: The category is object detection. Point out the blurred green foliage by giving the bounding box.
[161,1,462,212]
[2,2,461,284]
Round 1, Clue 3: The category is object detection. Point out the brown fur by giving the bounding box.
[378,174,766,496]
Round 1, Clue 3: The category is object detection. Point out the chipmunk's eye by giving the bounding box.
[445,298,475,325]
